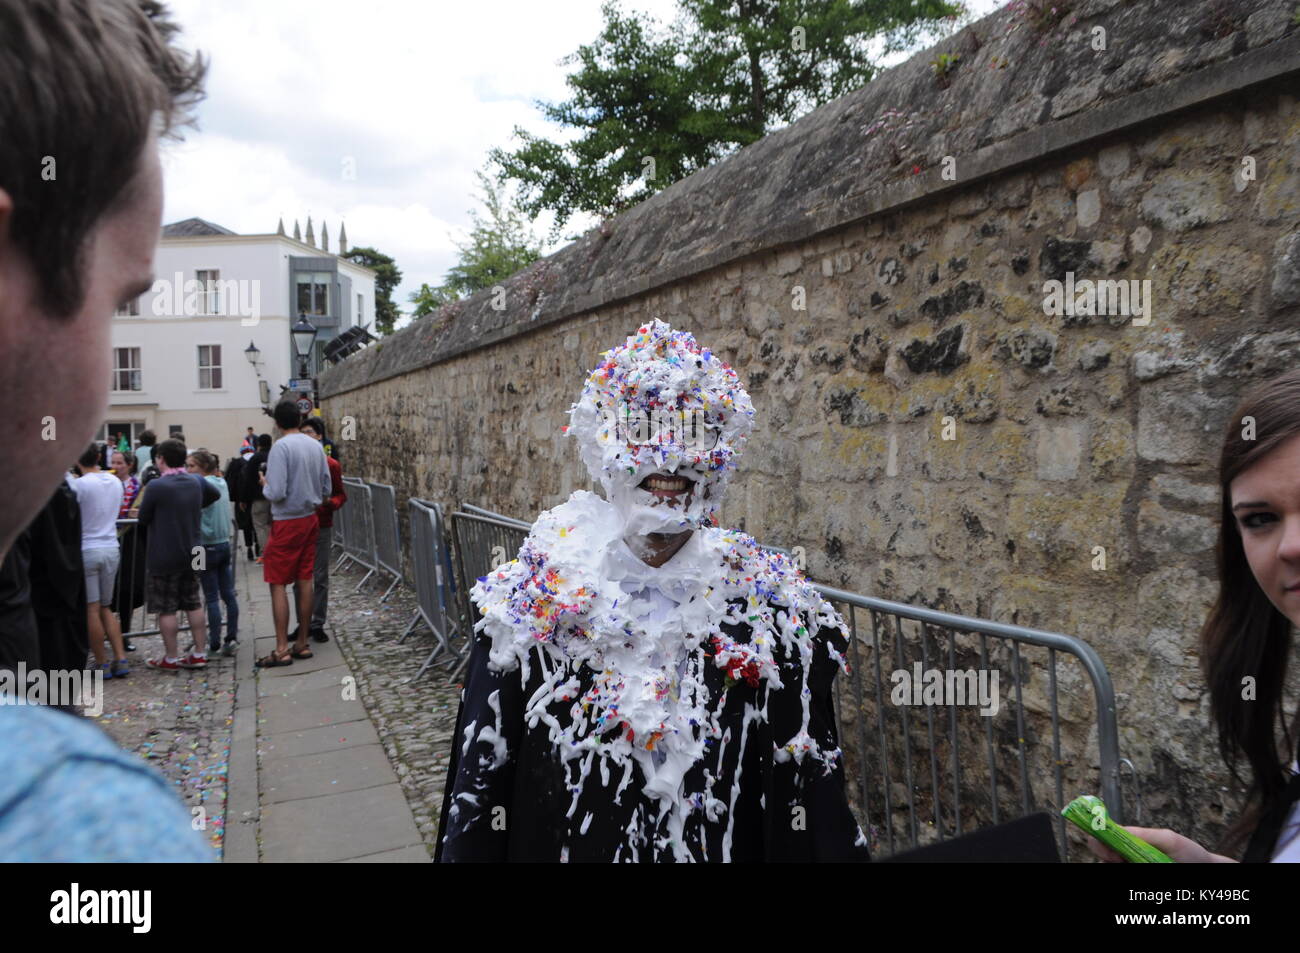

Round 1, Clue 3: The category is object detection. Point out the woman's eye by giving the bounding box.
[1240,512,1278,530]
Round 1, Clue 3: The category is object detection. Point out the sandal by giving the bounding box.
[255,650,293,668]
[289,645,314,659]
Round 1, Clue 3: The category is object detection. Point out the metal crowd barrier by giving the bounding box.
[336,477,378,591]
[444,510,530,680]
[813,583,1123,862]
[365,480,404,600]
[333,489,350,554]
[344,493,1126,862]
[400,499,466,680]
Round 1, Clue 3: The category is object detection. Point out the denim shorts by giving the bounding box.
[82,546,120,605]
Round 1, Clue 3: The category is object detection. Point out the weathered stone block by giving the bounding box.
[899,324,968,374]
[775,251,803,275]
[1097,143,1131,178]
[996,328,1057,369]
[1035,424,1084,481]
[1077,341,1112,371]
[1151,473,1219,508]
[1136,381,1233,464]
[1077,189,1102,229]
[1140,170,1230,233]
[1271,229,1300,310]
[1138,499,1218,555]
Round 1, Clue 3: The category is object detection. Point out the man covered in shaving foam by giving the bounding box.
[436,320,869,862]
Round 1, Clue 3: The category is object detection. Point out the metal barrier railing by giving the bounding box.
[459,503,530,529]
[400,499,467,680]
[333,488,350,554]
[813,583,1123,862]
[446,511,530,680]
[365,480,404,600]
[337,477,377,591]
[333,492,1126,861]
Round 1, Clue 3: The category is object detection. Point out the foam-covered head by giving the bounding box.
[567,320,755,535]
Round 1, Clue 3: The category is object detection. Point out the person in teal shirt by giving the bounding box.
[186,451,239,655]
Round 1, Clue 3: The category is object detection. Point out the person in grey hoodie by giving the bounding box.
[255,400,331,668]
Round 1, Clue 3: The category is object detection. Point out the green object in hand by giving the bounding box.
[1062,795,1174,863]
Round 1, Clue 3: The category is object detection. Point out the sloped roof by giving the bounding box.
[161,217,237,238]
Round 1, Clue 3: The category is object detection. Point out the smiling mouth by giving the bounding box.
[639,473,694,499]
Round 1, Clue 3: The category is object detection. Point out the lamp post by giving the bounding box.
[291,313,318,380]
[244,339,273,415]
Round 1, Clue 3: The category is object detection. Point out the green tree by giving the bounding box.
[408,282,462,319]
[409,171,543,317]
[341,246,402,335]
[492,0,964,238]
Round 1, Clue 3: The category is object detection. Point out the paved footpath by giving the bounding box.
[94,544,433,862]
[224,551,430,862]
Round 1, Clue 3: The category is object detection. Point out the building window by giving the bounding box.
[112,347,142,391]
[198,344,222,389]
[169,425,185,438]
[296,272,330,316]
[115,296,141,317]
[196,269,221,315]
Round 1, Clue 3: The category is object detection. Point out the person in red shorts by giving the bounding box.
[255,400,332,668]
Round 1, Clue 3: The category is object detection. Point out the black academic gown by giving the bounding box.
[435,601,870,863]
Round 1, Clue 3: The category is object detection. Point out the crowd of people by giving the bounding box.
[4,409,347,678]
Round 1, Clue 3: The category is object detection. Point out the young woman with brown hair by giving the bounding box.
[1095,368,1300,862]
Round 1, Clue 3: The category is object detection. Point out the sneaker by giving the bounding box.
[222,640,238,657]
[112,658,130,678]
[208,640,221,654]
[100,662,113,681]
[145,657,182,671]
[310,627,329,643]
[177,653,208,669]
[124,639,136,653]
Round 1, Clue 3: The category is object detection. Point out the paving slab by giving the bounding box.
[262,742,397,803]
[257,662,351,696]
[259,682,369,735]
[258,717,378,760]
[260,782,423,863]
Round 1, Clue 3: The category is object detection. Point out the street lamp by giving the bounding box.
[244,340,262,368]
[291,313,318,379]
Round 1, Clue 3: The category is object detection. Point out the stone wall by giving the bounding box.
[321,0,1300,848]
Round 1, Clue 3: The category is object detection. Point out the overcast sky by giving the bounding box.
[162,0,1006,324]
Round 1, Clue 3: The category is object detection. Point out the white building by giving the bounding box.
[106,217,376,457]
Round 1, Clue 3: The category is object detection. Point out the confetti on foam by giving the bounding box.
[465,320,848,861]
